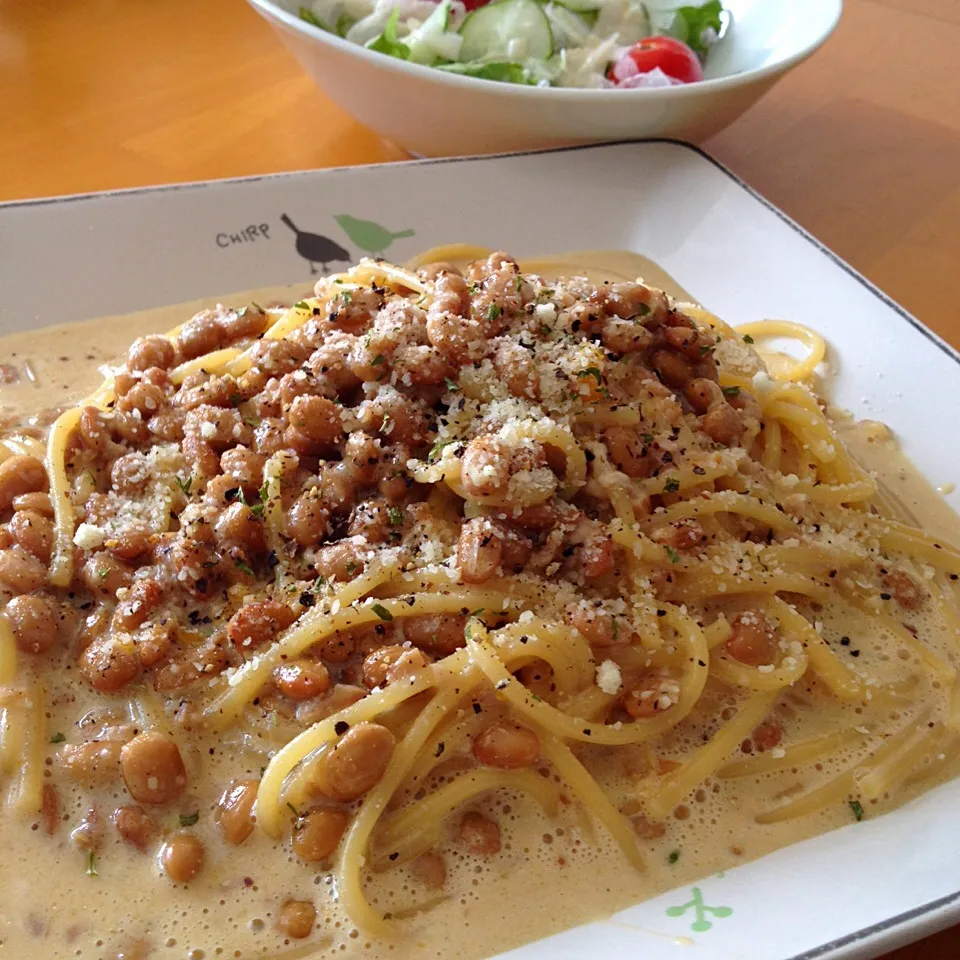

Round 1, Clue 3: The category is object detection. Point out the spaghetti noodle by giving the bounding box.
[0,247,958,959]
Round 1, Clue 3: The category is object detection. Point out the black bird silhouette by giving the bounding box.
[281,213,351,274]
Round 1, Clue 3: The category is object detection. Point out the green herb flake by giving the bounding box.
[486,303,502,323]
[97,568,109,580]
[259,481,271,504]
[86,851,98,877]
[428,439,454,462]
[179,811,200,827]
[313,575,327,592]
[236,485,265,516]
[232,486,262,517]
[293,300,311,311]
[444,377,460,392]
[380,413,393,435]
[699,344,714,356]
[665,546,681,564]
[371,354,386,366]
[641,433,654,444]
[345,561,359,576]
[50,732,66,744]
[235,561,254,577]
[663,478,681,493]
[371,603,394,622]
[722,385,741,397]
[667,849,681,864]
[849,799,864,821]
[175,476,192,496]
[469,608,486,618]
[387,506,404,526]
[611,618,620,642]
[577,367,603,386]
[742,333,755,344]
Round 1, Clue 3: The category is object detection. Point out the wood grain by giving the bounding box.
[2,0,958,352]
[706,0,960,350]
[1,1,959,955]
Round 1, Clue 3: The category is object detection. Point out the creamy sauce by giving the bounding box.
[0,284,315,429]
[1,252,959,960]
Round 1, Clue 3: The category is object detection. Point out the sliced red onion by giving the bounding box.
[613,64,685,88]
[609,54,640,81]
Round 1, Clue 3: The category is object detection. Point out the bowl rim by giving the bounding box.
[249,0,842,99]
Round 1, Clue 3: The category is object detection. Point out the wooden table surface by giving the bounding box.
[2,0,960,956]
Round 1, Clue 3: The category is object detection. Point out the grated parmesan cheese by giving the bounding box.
[534,302,557,323]
[752,370,775,392]
[596,660,622,696]
[73,523,107,550]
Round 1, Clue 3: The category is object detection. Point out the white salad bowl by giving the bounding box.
[247,0,841,157]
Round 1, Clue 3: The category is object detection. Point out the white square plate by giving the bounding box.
[2,141,959,960]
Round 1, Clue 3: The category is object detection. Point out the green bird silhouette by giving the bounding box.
[335,214,415,256]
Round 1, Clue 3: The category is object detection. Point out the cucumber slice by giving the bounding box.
[549,0,600,13]
[459,0,553,63]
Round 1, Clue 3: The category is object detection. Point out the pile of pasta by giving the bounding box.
[2,248,959,935]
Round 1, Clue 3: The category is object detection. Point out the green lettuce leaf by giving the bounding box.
[299,6,326,28]
[299,6,354,38]
[366,8,411,60]
[436,60,535,84]
[670,0,724,60]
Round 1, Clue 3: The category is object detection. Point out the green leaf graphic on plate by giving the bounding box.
[335,214,415,256]
[665,886,733,933]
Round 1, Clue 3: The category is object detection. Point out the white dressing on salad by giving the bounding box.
[291,0,727,89]
[593,0,652,46]
[554,35,621,88]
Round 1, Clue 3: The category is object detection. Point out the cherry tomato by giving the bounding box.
[607,36,704,86]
